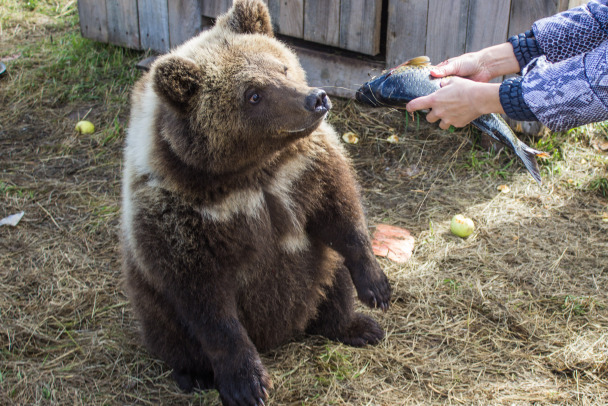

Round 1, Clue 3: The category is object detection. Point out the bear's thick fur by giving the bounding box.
[121,1,391,404]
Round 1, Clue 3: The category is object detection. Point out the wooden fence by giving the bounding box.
[78,0,587,98]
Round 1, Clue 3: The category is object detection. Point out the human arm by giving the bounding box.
[531,0,608,64]
[517,40,608,131]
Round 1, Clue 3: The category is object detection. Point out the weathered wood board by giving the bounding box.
[339,0,382,55]
[201,0,232,18]
[106,0,139,49]
[426,0,469,63]
[466,0,511,53]
[304,0,340,47]
[138,0,170,52]
[169,0,203,48]
[568,0,587,7]
[508,0,558,36]
[265,0,304,38]
[78,0,108,43]
[386,0,429,68]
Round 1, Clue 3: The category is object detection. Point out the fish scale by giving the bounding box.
[356,56,550,185]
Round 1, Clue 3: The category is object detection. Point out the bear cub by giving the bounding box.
[121,0,391,404]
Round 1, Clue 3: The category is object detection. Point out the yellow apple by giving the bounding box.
[450,214,474,238]
[75,120,95,134]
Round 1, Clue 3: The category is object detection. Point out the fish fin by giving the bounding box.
[393,56,431,69]
[517,144,545,185]
[405,56,431,66]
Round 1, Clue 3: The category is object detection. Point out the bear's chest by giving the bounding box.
[197,153,318,256]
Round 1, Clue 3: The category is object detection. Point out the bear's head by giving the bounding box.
[149,0,331,176]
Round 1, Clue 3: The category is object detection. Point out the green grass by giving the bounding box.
[6,32,142,109]
[0,181,35,200]
[316,345,367,384]
[462,145,518,181]
[586,176,608,197]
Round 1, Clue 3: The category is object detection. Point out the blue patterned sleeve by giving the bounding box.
[520,40,608,131]
[508,1,608,69]
[532,0,608,63]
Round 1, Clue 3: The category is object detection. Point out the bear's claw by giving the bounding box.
[216,356,271,406]
[355,271,392,311]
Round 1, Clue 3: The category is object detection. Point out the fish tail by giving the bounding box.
[516,144,546,185]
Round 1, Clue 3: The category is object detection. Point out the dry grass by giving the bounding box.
[1,1,607,405]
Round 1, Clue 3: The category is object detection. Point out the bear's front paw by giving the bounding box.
[354,266,391,311]
[215,356,271,406]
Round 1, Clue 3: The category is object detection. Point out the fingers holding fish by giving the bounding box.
[430,52,490,82]
[405,93,433,115]
[408,77,493,129]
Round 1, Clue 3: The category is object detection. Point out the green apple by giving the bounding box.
[450,214,474,238]
[75,120,95,134]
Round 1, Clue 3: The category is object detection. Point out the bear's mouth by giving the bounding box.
[281,113,327,136]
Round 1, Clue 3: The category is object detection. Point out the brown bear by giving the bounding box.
[121,1,391,404]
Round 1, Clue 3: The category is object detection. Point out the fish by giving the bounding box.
[355,56,550,185]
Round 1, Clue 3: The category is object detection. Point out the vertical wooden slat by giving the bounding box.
[139,0,170,52]
[426,0,469,63]
[567,0,586,9]
[169,0,203,48]
[265,0,304,38]
[78,0,108,43]
[201,0,232,18]
[106,0,140,49]
[304,0,340,47]
[386,0,429,68]
[466,0,511,53]
[508,0,558,36]
[339,0,382,55]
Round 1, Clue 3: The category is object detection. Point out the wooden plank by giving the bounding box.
[265,0,304,38]
[567,0,586,9]
[339,0,382,55]
[466,0,511,53]
[386,0,429,68]
[105,0,140,49]
[169,0,203,48]
[138,0,170,52]
[304,0,340,47]
[294,44,383,99]
[201,0,232,18]
[78,0,108,43]
[508,0,558,36]
[426,0,469,63]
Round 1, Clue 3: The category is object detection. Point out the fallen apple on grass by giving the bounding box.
[75,120,95,134]
[450,214,475,238]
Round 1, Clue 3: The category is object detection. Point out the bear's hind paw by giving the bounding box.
[172,369,214,393]
[338,313,385,347]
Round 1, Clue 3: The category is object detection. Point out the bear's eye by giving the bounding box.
[249,93,261,104]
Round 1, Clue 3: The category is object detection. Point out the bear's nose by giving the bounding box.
[305,89,331,112]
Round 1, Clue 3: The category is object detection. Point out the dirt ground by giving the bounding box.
[1,2,607,405]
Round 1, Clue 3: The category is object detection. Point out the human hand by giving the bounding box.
[430,52,494,82]
[405,77,503,130]
[431,43,520,82]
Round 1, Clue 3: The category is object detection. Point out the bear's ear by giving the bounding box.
[152,56,203,111]
[217,0,273,37]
